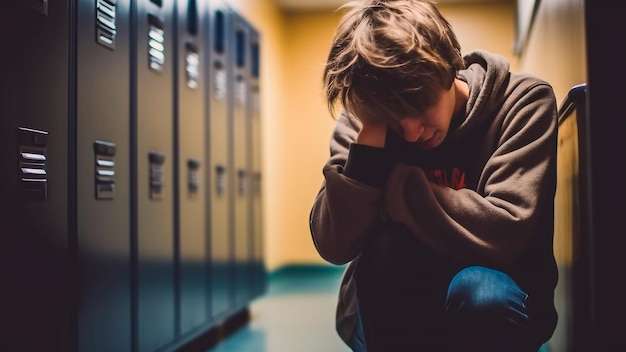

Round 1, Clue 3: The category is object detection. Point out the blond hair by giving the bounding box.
[324,0,465,122]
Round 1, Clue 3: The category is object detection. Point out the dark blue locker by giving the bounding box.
[131,0,176,350]
[75,0,132,351]
[229,9,253,310]
[247,26,267,299]
[205,0,234,322]
[0,1,73,351]
[175,0,210,338]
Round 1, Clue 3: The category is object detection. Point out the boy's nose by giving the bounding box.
[399,119,425,142]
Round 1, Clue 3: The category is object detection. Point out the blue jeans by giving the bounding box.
[349,223,551,352]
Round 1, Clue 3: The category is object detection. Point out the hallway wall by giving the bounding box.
[227,0,587,271]
[229,0,522,270]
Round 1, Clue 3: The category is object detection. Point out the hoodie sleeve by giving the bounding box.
[309,111,394,264]
[383,82,558,267]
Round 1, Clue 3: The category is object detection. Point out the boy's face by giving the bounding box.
[388,82,457,149]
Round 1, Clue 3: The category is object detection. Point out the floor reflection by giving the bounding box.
[206,265,349,352]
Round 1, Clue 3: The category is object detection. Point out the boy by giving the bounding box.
[309,1,558,351]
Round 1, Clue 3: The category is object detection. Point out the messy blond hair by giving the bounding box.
[324,0,465,122]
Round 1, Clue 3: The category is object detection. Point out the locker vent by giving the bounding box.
[148,15,166,72]
[94,140,116,200]
[185,43,200,89]
[149,151,165,200]
[96,0,117,50]
[187,158,200,194]
[17,127,48,201]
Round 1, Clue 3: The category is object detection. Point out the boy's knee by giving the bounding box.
[446,266,529,326]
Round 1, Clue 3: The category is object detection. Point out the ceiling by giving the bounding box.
[275,0,509,12]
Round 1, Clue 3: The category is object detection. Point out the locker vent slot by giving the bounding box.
[17,127,48,201]
[148,15,166,72]
[215,164,226,195]
[235,29,246,68]
[94,140,116,200]
[251,42,260,78]
[149,151,165,200]
[187,158,200,194]
[214,10,225,53]
[96,0,117,50]
[186,0,198,35]
[185,43,200,89]
[150,0,163,7]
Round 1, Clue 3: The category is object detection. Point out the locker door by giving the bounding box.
[230,10,252,309]
[132,0,176,350]
[176,0,209,337]
[0,1,73,351]
[75,0,132,351]
[205,0,234,321]
[248,27,267,299]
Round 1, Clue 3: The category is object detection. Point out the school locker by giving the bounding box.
[248,26,267,299]
[132,0,176,350]
[0,1,73,350]
[175,0,210,339]
[75,0,132,350]
[229,9,254,309]
[0,1,73,351]
[205,0,235,322]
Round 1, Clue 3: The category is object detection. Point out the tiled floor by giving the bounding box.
[205,265,351,352]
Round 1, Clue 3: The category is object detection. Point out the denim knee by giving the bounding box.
[445,266,530,329]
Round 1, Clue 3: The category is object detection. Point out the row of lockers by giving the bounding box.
[0,0,264,351]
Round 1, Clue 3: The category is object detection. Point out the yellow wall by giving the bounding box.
[518,0,586,105]
[226,0,586,272]
[227,0,288,271]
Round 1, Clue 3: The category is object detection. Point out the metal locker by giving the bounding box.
[553,84,593,352]
[132,0,176,350]
[75,0,132,350]
[175,0,210,338]
[229,9,253,309]
[247,26,267,299]
[0,1,73,351]
[205,0,234,322]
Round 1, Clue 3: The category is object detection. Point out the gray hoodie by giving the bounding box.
[309,50,558,344]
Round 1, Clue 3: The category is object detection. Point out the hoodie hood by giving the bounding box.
[453,50,512,138]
